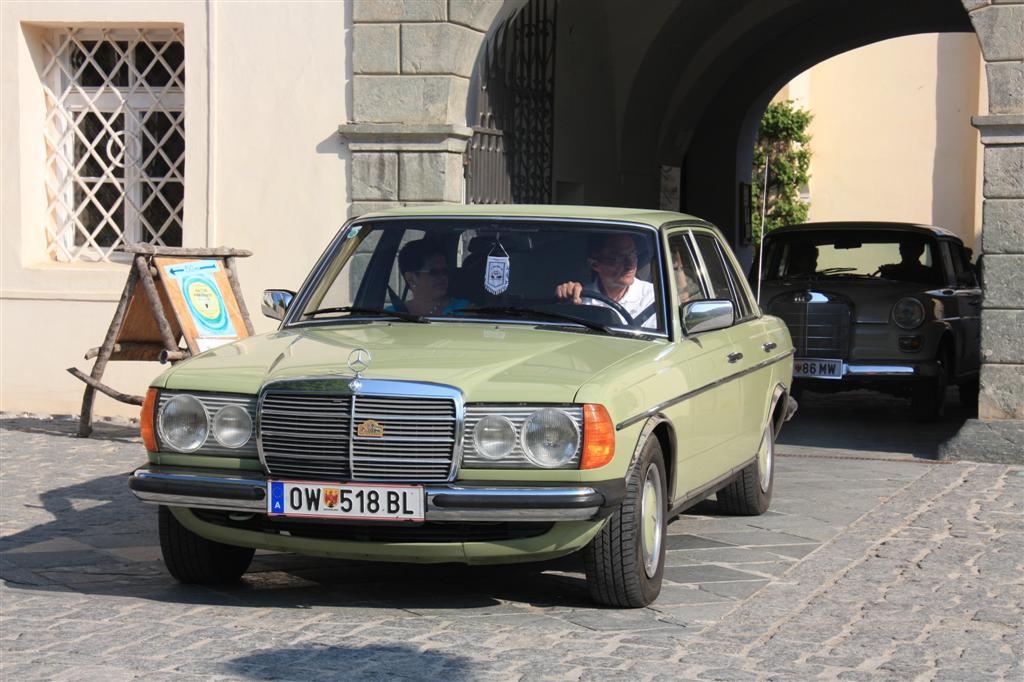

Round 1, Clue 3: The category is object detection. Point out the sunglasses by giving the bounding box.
[594,252,638,267]
[414,268,449,277]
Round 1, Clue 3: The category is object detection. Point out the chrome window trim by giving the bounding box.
[281,215,671,338]
[256,376,465,483]
[616,349,795,430]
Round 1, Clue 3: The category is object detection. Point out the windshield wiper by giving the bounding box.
[817,267,858,275]
[302,306,429,323]
[460,306,613,334]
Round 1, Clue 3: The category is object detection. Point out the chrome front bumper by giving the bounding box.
[129,467,613,522]
[795,362,940,380]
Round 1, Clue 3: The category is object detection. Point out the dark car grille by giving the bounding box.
[769,297,851,359]
[258,392,458,482]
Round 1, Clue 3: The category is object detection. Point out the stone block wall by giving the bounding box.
[341,0,506,217]
[969,1,1024,423]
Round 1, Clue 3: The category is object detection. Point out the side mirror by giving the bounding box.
[682,299,735,334]
[262,289,295,321]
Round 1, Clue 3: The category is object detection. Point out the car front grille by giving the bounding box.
[769,295,851,359]
[258,390,458,482]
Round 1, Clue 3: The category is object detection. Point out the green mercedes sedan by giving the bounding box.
[129,205,796,607]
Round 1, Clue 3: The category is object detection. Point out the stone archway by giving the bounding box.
[339,0,1023,458]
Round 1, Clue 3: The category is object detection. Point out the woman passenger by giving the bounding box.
[395,239,470,316]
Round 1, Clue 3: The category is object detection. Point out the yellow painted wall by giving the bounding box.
[778,33,985,248]
[1,1,349,416]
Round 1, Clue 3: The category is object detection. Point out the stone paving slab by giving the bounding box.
[1,415,1021,680]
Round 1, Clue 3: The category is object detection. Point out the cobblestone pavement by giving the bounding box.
[1,414,1021,680]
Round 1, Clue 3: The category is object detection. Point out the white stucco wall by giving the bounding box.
[0,1,349,417]
[793,33,985,247]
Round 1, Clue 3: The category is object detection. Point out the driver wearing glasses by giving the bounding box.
[555,234,657,329]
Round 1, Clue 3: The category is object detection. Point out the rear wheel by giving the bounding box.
[583,438,666,608]
[158,506,254,584]
[717,422,774,516]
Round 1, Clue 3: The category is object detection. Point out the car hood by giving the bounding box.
[760,278,941,323]
[157,322,652,402]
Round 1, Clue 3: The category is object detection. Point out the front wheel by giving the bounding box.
[583,438,666,608]
[716,422,775,516]
[158,506,254,584]
[911,350,950,421]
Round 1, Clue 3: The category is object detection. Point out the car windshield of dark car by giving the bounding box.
[293,219,667,335]
[762,231,943,285]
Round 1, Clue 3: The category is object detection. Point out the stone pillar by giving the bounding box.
[942,0,1024,461]
[340,0,506,217]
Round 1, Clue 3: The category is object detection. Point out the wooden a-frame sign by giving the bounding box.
[68,244,255,437]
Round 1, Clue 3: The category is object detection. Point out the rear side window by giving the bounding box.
[694,233,754,320]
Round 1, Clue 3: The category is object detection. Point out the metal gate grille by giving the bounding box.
[466,0,556,204]
[39,28,185,262]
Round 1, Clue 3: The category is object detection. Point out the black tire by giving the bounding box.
[911,349,950,421]
[158,506,254,584]
[958,376,980,410]
[583,438,666,608]
[717,422,774,516]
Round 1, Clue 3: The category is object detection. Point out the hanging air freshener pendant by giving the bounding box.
[484,236,511,295]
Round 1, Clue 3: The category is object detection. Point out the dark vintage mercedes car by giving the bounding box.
[752,222,980,419]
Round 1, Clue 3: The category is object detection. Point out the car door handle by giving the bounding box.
[728,352,743,363]
[762,342,777,352]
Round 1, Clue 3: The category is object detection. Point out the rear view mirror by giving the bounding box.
[681,299,734,334]
[262,289,295,321]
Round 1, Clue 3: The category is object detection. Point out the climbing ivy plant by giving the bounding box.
[751,101,813,243]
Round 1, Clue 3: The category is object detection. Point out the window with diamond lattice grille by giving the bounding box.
[40,28,185,262]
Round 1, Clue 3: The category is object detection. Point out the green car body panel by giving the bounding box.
[134,205,794,566]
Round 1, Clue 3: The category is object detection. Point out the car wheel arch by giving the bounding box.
[767,383,789,439]
[626,415,677,506]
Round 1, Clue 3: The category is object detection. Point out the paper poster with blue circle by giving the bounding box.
[166,260,238,338]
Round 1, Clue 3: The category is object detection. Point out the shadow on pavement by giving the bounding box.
[227,644,476,679]
[0,415,139,444]
[0,468,596,611]
[777,387,970,459]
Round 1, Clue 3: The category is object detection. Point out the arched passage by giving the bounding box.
[343,0,1024,456]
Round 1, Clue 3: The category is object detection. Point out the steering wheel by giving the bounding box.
[577,291,636,326]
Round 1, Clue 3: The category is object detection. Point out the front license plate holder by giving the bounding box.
[268,481,425,521]
[793,358,844,380]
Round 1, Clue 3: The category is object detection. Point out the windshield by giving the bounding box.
[292,218,667,335]
[761,230,943,285]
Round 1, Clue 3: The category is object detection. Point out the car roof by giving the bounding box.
[353,204,709,229]
[766,221,961,240]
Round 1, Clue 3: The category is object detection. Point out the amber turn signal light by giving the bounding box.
[581,403,615,469]
[141,388,158,452]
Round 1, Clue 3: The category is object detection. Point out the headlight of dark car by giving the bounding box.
[892,297,926,330]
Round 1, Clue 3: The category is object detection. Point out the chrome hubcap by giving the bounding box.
[641,464,664,578]
[758,425,774,493]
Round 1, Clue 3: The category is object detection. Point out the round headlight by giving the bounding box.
[521,409,580,468]
[159,394,209,452]
[892,297,925,330]
[212,404,252,448]
[472,415,517,460]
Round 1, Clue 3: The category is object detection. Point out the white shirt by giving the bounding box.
[582,279,658,329]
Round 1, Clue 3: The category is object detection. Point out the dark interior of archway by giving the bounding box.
[494,0,973,253]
